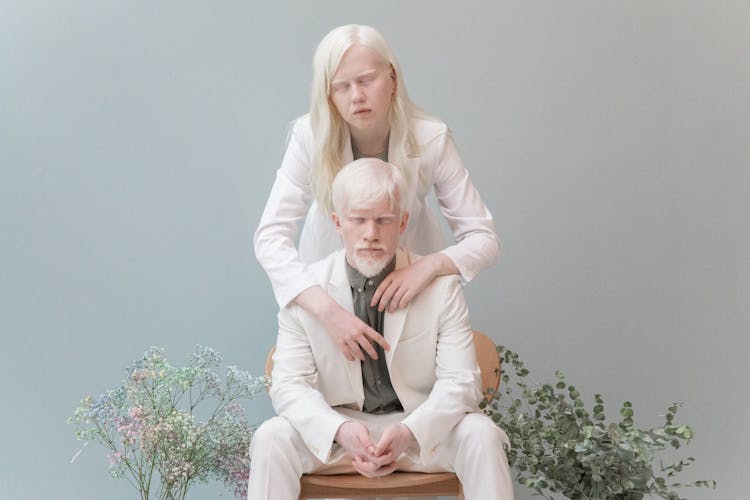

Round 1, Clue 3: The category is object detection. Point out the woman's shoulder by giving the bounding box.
[285,113,314,148]
[289,113,312,134]
[411,116,450,145]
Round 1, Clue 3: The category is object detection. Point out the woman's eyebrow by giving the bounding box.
[331,68,379,85]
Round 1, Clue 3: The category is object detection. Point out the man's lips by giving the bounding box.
[356,247,384,253]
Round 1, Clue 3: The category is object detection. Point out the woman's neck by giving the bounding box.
[350,127,390,157]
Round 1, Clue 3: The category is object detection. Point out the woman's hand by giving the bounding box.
[371,253,459,313]
[294,285,390,361]
[321,303,391,361]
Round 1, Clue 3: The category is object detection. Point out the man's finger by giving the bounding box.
[355,431,375,452]
[353,457,397,478]
[373,432,394,457]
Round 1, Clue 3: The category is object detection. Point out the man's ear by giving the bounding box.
[399,211,409,234]
[332,212,342,233]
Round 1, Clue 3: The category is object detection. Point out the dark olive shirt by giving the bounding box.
[345,257,403,414]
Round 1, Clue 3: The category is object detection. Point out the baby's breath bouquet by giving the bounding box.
[69,345,266,500]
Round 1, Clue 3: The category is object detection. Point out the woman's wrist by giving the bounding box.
[294,285,337,318]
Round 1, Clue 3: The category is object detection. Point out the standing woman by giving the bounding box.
[254,24,499,361]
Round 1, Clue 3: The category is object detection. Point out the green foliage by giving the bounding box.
[483,345,716,499]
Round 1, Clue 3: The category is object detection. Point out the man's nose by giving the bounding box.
[363,221,378,240]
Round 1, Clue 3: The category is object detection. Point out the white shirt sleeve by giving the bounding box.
[428,127,500,283]
[253,117,319,307]
[254,118,500,306]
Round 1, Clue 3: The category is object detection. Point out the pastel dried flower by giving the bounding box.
[69,345,265,499]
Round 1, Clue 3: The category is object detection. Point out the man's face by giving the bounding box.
[332,196,408,277]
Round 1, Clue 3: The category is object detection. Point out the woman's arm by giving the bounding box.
[430,127,500,281]
[295,286,389,361]
[254,116,388,360]
[373,124,499,311]
[254,117,318,307]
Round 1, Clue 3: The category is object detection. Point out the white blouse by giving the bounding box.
[254,114,499,307]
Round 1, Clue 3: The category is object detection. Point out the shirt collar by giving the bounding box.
[345,255,396,291]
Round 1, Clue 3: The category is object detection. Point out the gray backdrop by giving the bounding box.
[2,1,748,499]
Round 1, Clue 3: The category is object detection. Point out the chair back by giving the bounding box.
[472,330,501,401]
[264,330,500,399]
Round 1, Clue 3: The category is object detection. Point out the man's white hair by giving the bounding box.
[331,158,409,215]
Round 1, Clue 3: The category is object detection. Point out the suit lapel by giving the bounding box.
[383,248,412,367]
[326,250,363,406]
[388,133,421,204]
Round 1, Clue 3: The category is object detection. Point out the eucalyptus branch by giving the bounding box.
[484,344,715,499]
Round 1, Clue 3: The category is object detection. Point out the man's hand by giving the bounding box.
[372,253,457,313]
[372,423,417,465]
[352,455,398,478]
[295,286,390,361]
[335,421,393,466]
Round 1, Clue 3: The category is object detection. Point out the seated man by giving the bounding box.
[248,158,514,500]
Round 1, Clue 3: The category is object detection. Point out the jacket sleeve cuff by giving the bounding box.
[312,413,351,464]
[439,247,476,285]
[273,274,319,309]
[399,415,431,465]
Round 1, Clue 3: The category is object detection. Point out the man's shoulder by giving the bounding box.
[279,249,346,317]
[306,248,346,282]
[419,273,463,304]
[402,249,463,303]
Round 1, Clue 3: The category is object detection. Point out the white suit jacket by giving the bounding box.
[254,115,499,307]
[269,248,483,465]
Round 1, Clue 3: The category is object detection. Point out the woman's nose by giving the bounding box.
[351,84,365,102]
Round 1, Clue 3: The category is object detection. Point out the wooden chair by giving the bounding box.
[264,330,501,500]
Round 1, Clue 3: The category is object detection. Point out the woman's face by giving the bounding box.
[329,44,395,136]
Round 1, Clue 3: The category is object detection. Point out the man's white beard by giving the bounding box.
[351,250,390,278]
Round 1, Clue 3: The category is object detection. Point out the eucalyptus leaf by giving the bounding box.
[488,344,715,499]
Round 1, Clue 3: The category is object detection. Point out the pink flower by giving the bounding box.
[107,451,122,465]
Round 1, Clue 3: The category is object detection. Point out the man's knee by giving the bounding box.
[454,413,510,452]
[250,417,298,457]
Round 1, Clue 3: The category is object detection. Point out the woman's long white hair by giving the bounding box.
[309,24,427,214]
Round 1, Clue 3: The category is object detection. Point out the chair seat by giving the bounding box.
[300,471,460,498]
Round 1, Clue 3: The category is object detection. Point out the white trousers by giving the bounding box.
[247,409,514,500]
